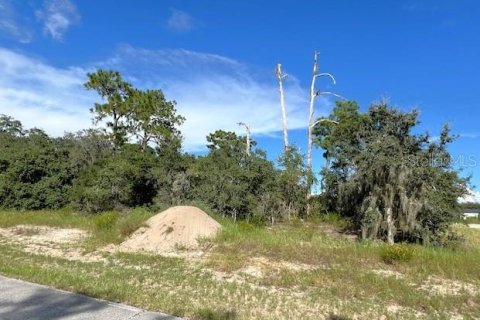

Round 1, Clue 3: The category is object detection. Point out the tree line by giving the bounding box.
[0,69,467,245]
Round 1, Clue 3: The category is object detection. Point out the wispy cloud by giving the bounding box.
[102,45,333,151]
[0,45,333,151]
[460,133,479,139]
[36,0,80,40]
[459,188,480,204]
[0,47,94,135]
[0,0,33,43]
[167,9,195,32]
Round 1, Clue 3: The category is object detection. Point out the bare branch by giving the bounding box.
[315,91,346,100]
[314,72,336,84]
[310,118,339,128]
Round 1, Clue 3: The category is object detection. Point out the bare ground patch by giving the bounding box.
[0,225,105,263]
[420,276,479,296]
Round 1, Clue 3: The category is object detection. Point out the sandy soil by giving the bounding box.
[119,206,221,254]
[0,225,104,262]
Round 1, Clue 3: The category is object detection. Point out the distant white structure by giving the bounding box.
[458,189,480,219]
[463,210,479,219]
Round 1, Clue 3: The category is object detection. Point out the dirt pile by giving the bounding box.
[119,206,221,253]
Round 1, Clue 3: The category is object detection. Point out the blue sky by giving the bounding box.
[0,0,479,198]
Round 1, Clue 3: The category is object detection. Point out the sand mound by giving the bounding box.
[120,206,221,253]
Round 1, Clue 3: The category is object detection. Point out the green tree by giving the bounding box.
[84,69,133,148]
[315,102,467,244]
[277,147,308,218]
[0,123,74,210]
[127,89,185,151]
[0,114,24,136]
[71,144,158,213]
[189,130,274,220]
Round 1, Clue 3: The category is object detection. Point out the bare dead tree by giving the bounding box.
[275,64,289,151]
[238,122,251,156]
[306,51,344,216]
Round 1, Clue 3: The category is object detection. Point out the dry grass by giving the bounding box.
[0,210,479,319]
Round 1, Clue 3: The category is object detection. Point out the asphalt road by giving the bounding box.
[0,275,181,320]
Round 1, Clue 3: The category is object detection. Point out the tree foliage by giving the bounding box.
[314,101,467,244]
[127,89,185,151]
[0,68,470,248]
[0,127,74,209]
[189,130,275,221]
[85,70,133,148]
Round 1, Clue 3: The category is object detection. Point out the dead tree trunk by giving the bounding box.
[237,122,251,156]
[306,52,339,216]
[386,206,395,244]
[276,64,289,152]
[306,52,322,216]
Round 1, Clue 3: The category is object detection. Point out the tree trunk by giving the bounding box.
[386,206,395,244]
[276,64,289,152]
[306,52,319,217]
[245,126,251,157]
[112,110,119,150]
[141,134,149,152]
[238,122,251,156]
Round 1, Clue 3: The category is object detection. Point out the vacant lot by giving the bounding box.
[0,209,479,320]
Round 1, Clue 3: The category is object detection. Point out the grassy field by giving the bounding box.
[464,216,480,225]
[0,209,479,319]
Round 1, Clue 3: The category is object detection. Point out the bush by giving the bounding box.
[380,244,416,264]
[313,212,353,230]
[117,208,152,237]
[93,212,119,230]
[71,146,158,213]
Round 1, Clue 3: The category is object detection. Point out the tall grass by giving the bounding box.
[0,208,91,229]
[209,219,480,281]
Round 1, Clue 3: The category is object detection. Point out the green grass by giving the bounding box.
[311,212,353,230]
[207,219,480,317]
[0,208,92,229]
[0,210,479,319]
[464,216,480,224]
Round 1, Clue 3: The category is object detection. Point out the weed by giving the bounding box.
[93,211,119,230]
[117,208,152,237]
[312,213,353,230]
[193,308,237,320]
[380,243,416,264]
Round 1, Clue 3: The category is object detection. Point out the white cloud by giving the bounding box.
[0,0,33,43]
[102,45,334,151]
[0,45,334,152]
[167,9,195,32]
[459,188,480,204]
[460,133,479,139]
[36,0,80,40]
[0,48,94,135]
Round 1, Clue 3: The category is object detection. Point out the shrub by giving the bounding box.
[93,212,119,230]
[313,212,353,230]
[380,243,416,264]
[116,208,152,238]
